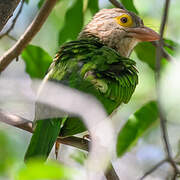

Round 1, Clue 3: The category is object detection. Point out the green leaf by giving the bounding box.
[120,0,138,14]
[37,0,61,9]
[87,0,99,14]
[135,42,156,70]
[58,0,84,45]
[21,45,52,79]
[0,131,17,174]
[116,101,158,157]
[60,117,87,137]
[164,38,179,56]
[70,150,87,165]
[15,160,76,180]
[135,39,178,70]
[25,0,29,4]
[37,0,45,8]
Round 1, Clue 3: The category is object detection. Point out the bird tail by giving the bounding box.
[24,118,62,161]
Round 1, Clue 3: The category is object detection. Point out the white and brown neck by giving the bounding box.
[79,22,139,58]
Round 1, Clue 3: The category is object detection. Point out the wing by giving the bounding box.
[46,39,138,137]
[48,39,138,114]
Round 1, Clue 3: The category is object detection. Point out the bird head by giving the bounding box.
[79,8,160,57]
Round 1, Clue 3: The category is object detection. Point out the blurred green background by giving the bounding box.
[0,0,180,179]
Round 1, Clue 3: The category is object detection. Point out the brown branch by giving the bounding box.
[105,163,120,180]
[0,0,25,39]
[0,110,33,133]
[0,0,21,32]
[155,0,173,167]
[0,0,58,73]
[109,0,125,9]
[140,159,167,180]
[152,41,172,62]
[0,110,119,180]
[57,136,89,152]
[146,0,180,179]
[141,0,180,179]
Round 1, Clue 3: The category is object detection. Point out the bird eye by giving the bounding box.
[121,17,128,23]
[115,14,133,27]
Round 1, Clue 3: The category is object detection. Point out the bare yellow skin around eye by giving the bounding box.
[115,14,133,27]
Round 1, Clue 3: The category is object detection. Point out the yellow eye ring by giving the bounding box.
[115,14,133,27]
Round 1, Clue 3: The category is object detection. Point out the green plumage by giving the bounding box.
[25,38,138,160]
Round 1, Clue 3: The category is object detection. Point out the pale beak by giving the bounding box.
[127,26,160,42]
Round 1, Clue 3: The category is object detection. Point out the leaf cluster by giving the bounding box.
[1,0,178,179]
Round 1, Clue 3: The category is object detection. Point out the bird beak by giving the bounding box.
[127,26,160,42]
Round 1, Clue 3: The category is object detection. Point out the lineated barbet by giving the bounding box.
[25,8,159,160]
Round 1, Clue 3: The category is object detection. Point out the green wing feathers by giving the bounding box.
[49,39,138,114]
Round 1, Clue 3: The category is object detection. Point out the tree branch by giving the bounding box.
[140,159,168,180]
[141,0,180,179]
[152,41,172,62]
[109,0,125,9]
[0,109,119,180]
[0,0,25,39]
[57,136,89,152]
[155,0,175,168]
[0,0,21,32]
[0,0,57,73]
[0,109,33,133]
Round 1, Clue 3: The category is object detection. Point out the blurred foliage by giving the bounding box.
[87,0,99,14]
[1,0,180,179]
[37,0,61,9]
[15,159,76,180]
[21,45,52,79]
[135,39,178,70]
[0,131,17,175]
[135,42,156,70]
[58,0,84,45]
[70,150,87,165]
[37,0,45,9]
[164,38,179,56]
[24,0,29,4]
[117,101,158,156]
[120,0,138,14]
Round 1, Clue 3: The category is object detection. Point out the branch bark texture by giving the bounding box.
[0,0,57,72]
[0,0,21,32]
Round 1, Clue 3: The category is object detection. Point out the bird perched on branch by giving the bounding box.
[25,8,159,160]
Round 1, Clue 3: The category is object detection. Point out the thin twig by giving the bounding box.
[140,159,168,180]
[105,163,120,180]
[0,0,24,39]
[140,0,179,179]
[155,0,180,178]
[109,0,125,9]
[0,110,119,180]
[57,136,89,151]
[156,0,171,160]
[152,41,172,62]
[0,110,33,133]
[7,34,18,41]
[0,0,58,73]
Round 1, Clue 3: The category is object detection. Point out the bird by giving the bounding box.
[24,8,159,161]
